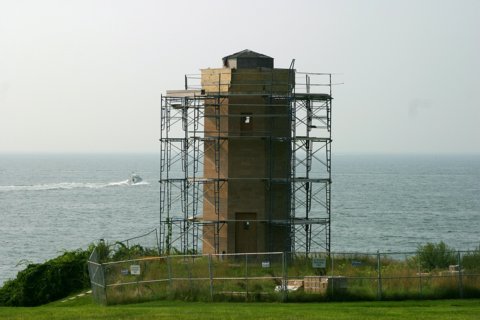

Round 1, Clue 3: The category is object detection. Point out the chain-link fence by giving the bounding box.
[88,245,480,304]
[91,252,286,304]
[87,247,107,305]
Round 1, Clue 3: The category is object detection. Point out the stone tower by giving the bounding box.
[201,50,294,254]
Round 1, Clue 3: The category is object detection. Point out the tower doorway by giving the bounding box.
[235,212,257,253]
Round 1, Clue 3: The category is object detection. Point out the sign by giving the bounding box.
[130,264,141,275]
[262,260,270,268]
[312,258,326,269]
[121,269,129,275]
[351,261,362,267]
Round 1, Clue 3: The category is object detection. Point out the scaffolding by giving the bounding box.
[159,68,333,255]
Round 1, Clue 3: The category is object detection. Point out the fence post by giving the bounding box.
[418,259,423,298]
[245,254,249,301]
[457,251,464,298]
[155,228,160,256]
[330,252,334,276]
[189,256,193,292]
[377,250,382,301]
[102,263,108,304]
[208,254,214,301]
[167,256,172,292]
[282,252,288,302]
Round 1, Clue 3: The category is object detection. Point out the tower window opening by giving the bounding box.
[240,113,253,134]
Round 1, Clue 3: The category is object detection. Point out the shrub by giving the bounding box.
[94,240,111,263]
[462,245,480,271]
[0,249,90,306]
[112,243,159,261]
[416,242,456,271]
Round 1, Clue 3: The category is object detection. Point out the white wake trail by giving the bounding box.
[0,180,149,192]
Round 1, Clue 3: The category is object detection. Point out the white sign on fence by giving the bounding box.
[130,264,141,275]
[312,258,326,269]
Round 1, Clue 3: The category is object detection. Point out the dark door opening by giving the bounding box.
[235,212,257,253]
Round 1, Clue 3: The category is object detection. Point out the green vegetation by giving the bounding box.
[96,246,480,304]
[462,245,480,272]
[416,241,457,271]
[1,296,480,320]
[0,249,91,306]
[109,242,159,262]
[0,241,159,307]
[2,241,480,307]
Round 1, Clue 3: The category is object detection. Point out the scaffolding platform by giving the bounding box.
[160,64,333,255]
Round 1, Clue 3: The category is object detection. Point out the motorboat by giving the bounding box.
[128,173,143,185]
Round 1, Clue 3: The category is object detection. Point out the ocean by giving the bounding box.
[0,153,479,286]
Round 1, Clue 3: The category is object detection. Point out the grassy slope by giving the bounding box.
[0,295,479,320]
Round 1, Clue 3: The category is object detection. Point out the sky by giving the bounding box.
[1,0,479,154]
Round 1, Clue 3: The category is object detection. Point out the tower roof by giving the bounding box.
[223,49,272,60]
[222,49,274,69]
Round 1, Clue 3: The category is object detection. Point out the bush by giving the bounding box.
[0,249,90,306]
[92,241,160,263]
[112,243,159,261]
[416,242,456,271]
[462,245,480,271]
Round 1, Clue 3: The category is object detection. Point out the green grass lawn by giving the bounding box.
[1,293,479,320]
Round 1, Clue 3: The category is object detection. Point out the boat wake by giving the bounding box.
[0,180,149,192]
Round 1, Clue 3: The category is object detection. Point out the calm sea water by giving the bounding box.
[0,153,479,285]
